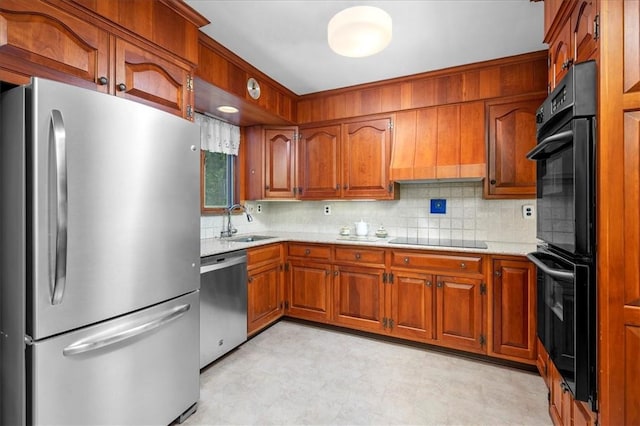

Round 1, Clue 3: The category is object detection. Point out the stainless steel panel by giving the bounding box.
[200,251,247,368]
[0,85,27,426]
[30,78,200,340]
[31,291,200,425]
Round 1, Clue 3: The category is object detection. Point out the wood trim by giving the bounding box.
[597,0,625,424]
[157,0,210,27]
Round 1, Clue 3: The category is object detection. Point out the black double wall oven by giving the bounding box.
[526,61,597,410]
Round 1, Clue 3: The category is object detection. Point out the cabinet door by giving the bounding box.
[491,258,536,362]
[486,96,543,198]
[333,265,385,333]
[549,17,573,90]
[413,107,438,179]
[342,117,393,199]
[288,260,331,322]
[573,0,598,63]
[537,337,550,388]
[264,127,297,199]
[114,38,192,119]
[0,0,109,91]
[390,270,435,341]
[459,101,486,178]
[247,262,283,335]
[573,399,597,426]
[549,362,573,426]
[298,124,341,199]
[436,275,485,352]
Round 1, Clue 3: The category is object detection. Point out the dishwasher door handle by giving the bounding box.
[201,255,247,274]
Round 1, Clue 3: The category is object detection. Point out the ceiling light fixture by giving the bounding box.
[327,6,392,58]
[217,105,239,114]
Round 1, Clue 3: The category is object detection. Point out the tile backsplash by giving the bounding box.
[200,181,536,243]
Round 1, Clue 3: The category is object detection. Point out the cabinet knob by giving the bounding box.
[97,76,108,86]
[304,248,311,255]
[490,179,496,185]
[248,276,253,283]
[265,185,270,190]
[325,270,331,276]
[334,270,339,276]
[404,257,409,264]
[343,185,348,190]
[355,253,361,260]
[426,281,432,287]
[117,83,127,92]
[437,281,443,288]
[460,262,466,269]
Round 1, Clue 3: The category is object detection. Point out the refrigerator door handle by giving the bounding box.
[62,303,191,357]
[49,109,68,305]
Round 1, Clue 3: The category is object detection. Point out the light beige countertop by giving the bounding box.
[200,231,537,258]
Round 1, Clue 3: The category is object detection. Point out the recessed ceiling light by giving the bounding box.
[328,6,392,58]
[217,105,239,114]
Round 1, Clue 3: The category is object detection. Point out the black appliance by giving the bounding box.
[526,60,597,411]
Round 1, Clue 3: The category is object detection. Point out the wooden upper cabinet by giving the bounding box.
[298,124,341,199]
[485,95,544,199]
[0,0,109,89]
[549,16,573,90]
[390,102,485,181]
[573,0,598,64]
[264,127,297,199]
[342,117,394,199]
[0,0,199,119]
[490,257,536,363]
[114,38,193,119]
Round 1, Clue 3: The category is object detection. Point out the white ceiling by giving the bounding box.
[186,1,546,96]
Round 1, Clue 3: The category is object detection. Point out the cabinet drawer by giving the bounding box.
[288,243,331,260]
[247,243,282,268]
[391,251,483,274]
[335,246,386,266]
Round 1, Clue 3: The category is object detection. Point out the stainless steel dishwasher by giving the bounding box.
[200,250,247,368]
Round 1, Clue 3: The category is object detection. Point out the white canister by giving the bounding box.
[355,220,369,236]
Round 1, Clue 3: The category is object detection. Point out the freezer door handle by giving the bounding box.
[50,109,68,305]
[62,303,191,356]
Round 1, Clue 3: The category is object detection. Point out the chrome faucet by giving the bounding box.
[220,204,254,238]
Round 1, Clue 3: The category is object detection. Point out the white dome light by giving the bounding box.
[328,6,392,58]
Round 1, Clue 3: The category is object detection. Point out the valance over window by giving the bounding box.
[194,113,240,156]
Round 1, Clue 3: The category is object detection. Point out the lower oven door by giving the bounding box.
[527,248,595,407]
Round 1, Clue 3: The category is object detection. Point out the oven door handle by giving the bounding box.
[526,252,575,280]
[527,129,574,160]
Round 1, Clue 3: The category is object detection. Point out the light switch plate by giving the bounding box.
[522,204,534,219]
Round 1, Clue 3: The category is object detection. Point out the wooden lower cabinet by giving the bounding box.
[490,257,537,363]
[333,264,385,333]
[389,270,435,341]
[287,260,332,322]
[247,244,284,335]
[436,275,485,352]
[549,360,574,426]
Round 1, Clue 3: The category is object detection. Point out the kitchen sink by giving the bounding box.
[227,235,275,243]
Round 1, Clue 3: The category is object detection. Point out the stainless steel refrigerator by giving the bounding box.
[0,78,201,425]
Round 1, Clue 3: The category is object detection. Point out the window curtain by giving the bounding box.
[194,113,240,156]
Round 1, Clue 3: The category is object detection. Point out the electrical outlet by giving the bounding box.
[256,204,262,213]
[522,204,535,219]
[324,205,331,215]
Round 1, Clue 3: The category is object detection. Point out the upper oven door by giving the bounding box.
[527,117,595,257]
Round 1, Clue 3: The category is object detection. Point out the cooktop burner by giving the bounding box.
[388,237,488,249]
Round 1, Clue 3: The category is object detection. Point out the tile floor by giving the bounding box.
[184,320,551,425]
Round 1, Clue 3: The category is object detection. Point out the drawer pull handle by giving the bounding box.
[404,257,409,264]
[304,249,311,255]
[355,253,361,260]
[460,263,466,269]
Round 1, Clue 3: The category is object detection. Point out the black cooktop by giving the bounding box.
[388,237,488,249]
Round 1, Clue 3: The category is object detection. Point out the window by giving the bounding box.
[195,113,241,214]
[201,150,237,214]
